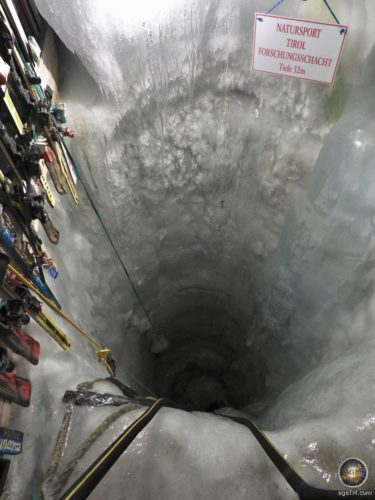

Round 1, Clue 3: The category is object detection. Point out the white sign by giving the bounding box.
[252,13,347,85]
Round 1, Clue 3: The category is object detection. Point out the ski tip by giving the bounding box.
[0,253,10,267]
[0,252,10,288]
[16,375,31,407]
[29,339,40,365]
[0,372,31,407]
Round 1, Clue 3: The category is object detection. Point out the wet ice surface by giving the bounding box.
[48,405,297,500]
[10,0,375,497]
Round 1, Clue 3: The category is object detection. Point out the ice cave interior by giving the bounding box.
[6,0,375,498]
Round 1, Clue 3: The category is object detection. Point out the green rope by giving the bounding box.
[45,403,74,478]
[61,137,154,328]
[44,403,140,497]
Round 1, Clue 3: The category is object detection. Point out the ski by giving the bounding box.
[0,117,57,209]
[54,141,78,204]
[3,54,33,118]
[21,141,56,209]
[5,28,43,105]
[0,16,57,212]
[0,206,42,269]
[23,59,43,102]
[22,0,42,33]
[43,126,68,193]
[0,425,23,454]
[21,188,59,244]
[0,458,10,495]
[39,170,55,208]
[0,345,32,407]
[0,171,42,251]
[0,346,14,372]
[51,115,77,189]
[0,25,33,127]
[0,132,23,182]
[0,371,31,406]
[59,133,77,185]
[1,87,23,134]
[3,276,70,350]
[14,0,40,39]
[0,27,76,205]
[32,310,71,351]
[43,147,65,195]
[0,7,39,110]
[0,251,9,286]
[0,160,60,249]
[0,0,31,64]
[9,48,32,100]
[0,207,61,308]
[0,321,39,364]
[0,297,29,328]
[0,219,38,279]
[0,290,40,364]
[46,122,78,204]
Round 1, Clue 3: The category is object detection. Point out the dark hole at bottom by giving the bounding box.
[155,346,267,412]
[151,300,267,412]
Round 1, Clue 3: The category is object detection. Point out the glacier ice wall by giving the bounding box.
[7,0,374,497]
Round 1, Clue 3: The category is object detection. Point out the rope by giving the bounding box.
[59,399,164,500]
[322,0,346,34]
[45,402,74,478]
[60,137,154,329]
[262,0,346,36]
[265,0,286,14]
[41,378,141,500]
[322,0,339,24]
[50,404,140,498]
[219,0,231,204]
[121,366,158,399]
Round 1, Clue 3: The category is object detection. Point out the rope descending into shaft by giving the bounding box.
[61,138,154,328]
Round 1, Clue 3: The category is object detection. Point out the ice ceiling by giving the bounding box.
[9,0,375,498]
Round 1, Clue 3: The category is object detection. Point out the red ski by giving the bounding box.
[0,322,39,365]
[0,372,31,407]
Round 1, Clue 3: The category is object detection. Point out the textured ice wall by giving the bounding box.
[17,0,375,497]
[8,175,154,498]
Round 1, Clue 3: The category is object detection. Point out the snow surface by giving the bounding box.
[6,0,375,497]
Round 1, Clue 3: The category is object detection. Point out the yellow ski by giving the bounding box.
[53,139,79,205]
[7,265,115,376]
[0,281,71,351]
[31,310,71,351]
[3,88,23,134]
[44,124,79,204]
[39,170,55,208]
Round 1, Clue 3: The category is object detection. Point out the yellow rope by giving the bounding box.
[8,264,115,376]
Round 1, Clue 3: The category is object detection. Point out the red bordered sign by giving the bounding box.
[252,13,347,85]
